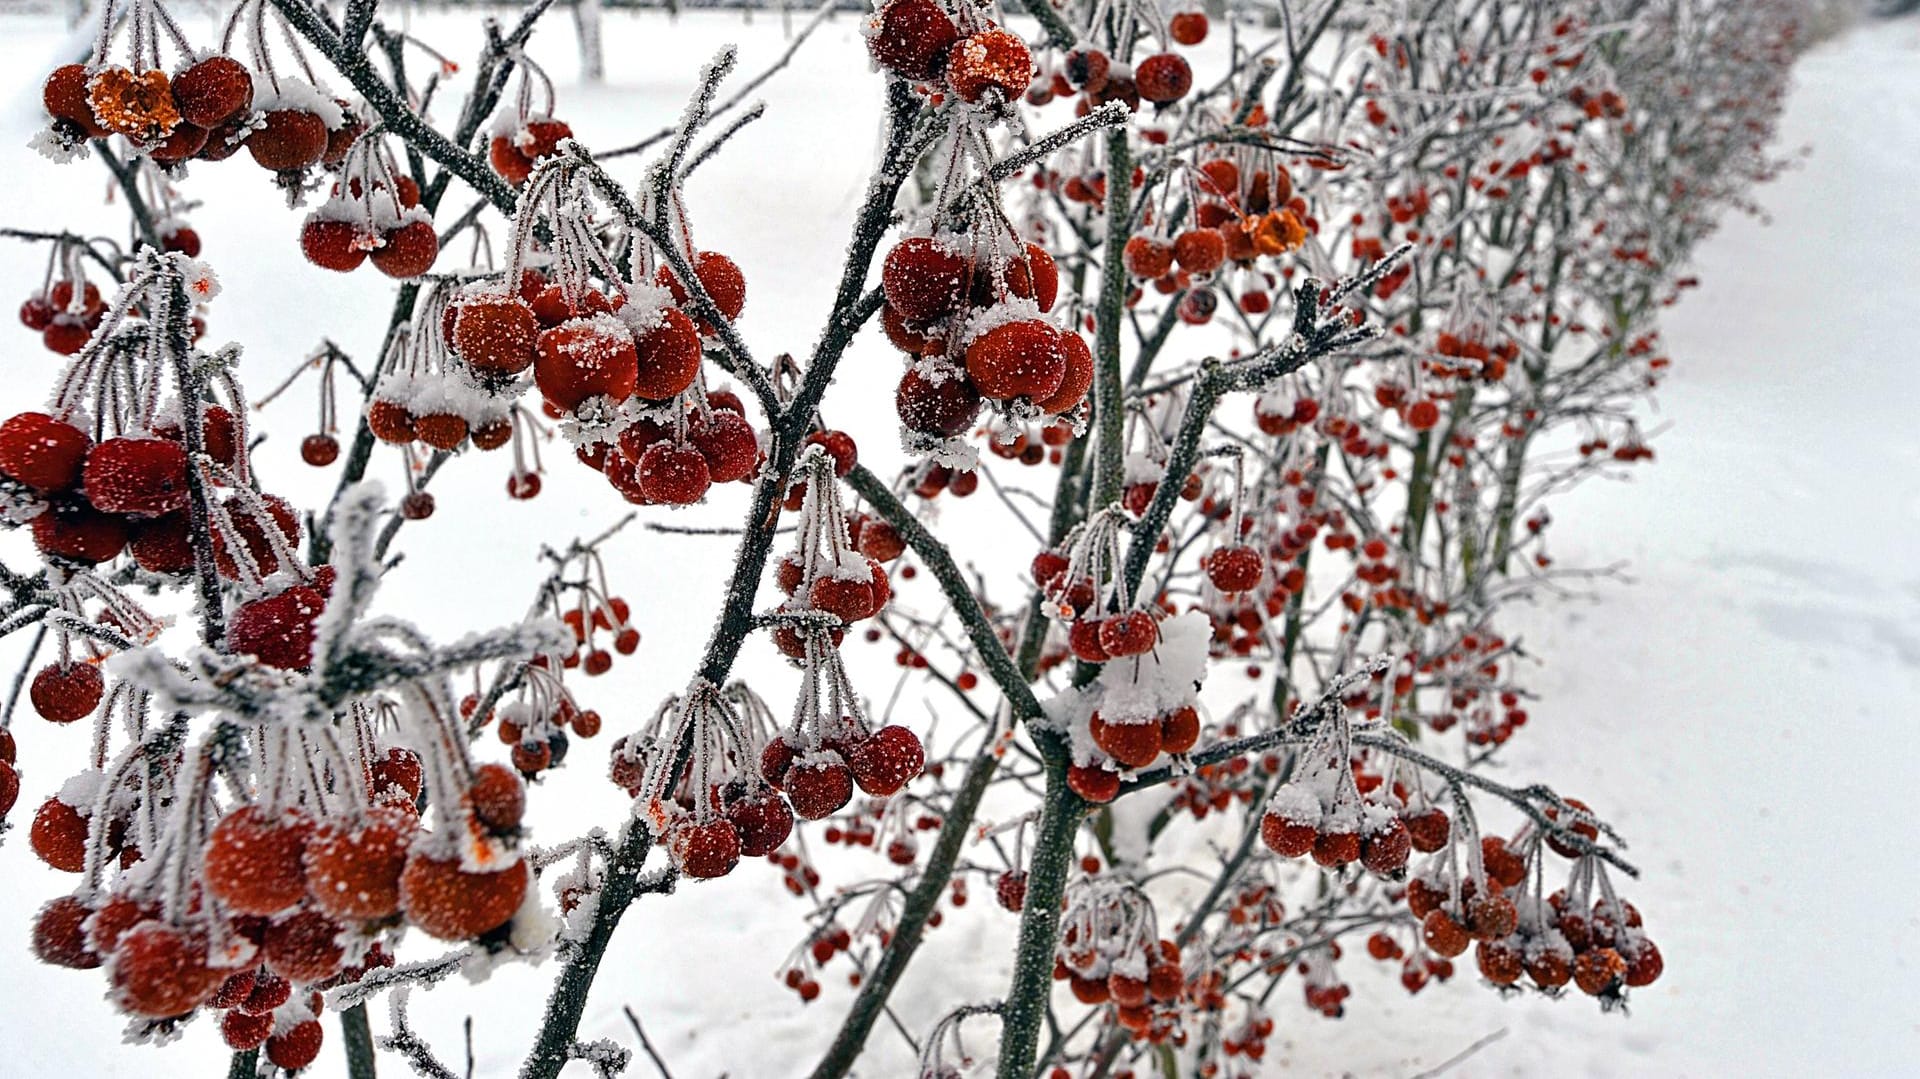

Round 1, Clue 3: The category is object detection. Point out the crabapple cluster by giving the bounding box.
[1022,41,1316,330]
[29,721,539,1034]
[323,144,764,516]
[885,232,1090,446]
[1021,510,1214,801]
[0,248,562,1066]
[17,257,114,357]
[613,681,788,880]
[485,56,573,189]
[866,0,1032,105]
[758,639,925,824]
[1258,748,1414,879]
[1024,4,1204,113]
[778,921,854,1004]
[1401,822,1664,1002]
[617,602,923,884]
[1052,876,1190,1043]
[39,0,421,275]
[457,164,758,509]
[299,135,437,279]
[0,267,335,691]
[868,1,1100,471]
[1118,155,1308,325]
[470,531,633,778]
[769,449,895,659]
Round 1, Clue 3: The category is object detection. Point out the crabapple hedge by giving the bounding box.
[0,0,1807,1075]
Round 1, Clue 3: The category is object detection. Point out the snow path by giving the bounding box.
[0,11,1912,1078]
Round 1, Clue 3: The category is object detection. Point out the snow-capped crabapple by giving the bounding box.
[631,308,703,401]
[1311,827,1360,867]
[1573,947,1626,995]
[489,119,574,186]
[896,367,982,438]
[221,1009,273,1051]
[1090,712,1162,769]
[110,921,223,1017]
[261,907,348,983]
[1360,816,1412,877]
[1421,910,1472,958]
[725,787,795,856]
[171,56,253,128]
[1402,806,1451,852]
[248,109,329,172]
[1160,706,1201,755]
[1203,544,1265,592]
[30,498,124,564]
[1544,797,1602,858]
[636,442,712,505]
[1035,329,1093,414]
[266,1020,325,1071]
[367,398,417,443]
[1124,236,1174,279]
[656,251,746,334]
[883,237,968,325]
[469,762,527,834]
[30,661,103,723]
[670,818,743,878]
[304,807,415,921]
[226,585,329,670]
[0,412,90,491]
[202,805,314,915]
[785,756,855,820]
[1481,835,1528,888]
[42,65,108,138]
[866,0,959,80]
[536,316,639,411]
[370,220,439,279]
[1066,763,1120,803]
[29,796,88,872]
[689,410,759,483]
[1261,803,1317,858]
[848,725,924,796]
[30,895,99,969]
[966,320,1066,401]
[399,853,529,941]
[82,437,188,517]
[1097,611,1159,657]
[946,28,1033,104]
[84,894,156,956]
[454,294,542,377]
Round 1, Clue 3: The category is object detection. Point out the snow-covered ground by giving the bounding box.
[0,7,1915,1077]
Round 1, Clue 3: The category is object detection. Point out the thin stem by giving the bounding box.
[993,752,1083,1079]
[1090,128,1133,510]
[95,143,161,252]
[161,267,227,649]
[806,743,1002,1079]
[519,824,673,1079]
[846,466,1042,720]
[342,1001,379,1079]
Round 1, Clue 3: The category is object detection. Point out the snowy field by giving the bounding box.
[0,6,1915,1077]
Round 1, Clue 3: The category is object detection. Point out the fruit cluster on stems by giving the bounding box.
[0,0,1809,1075]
